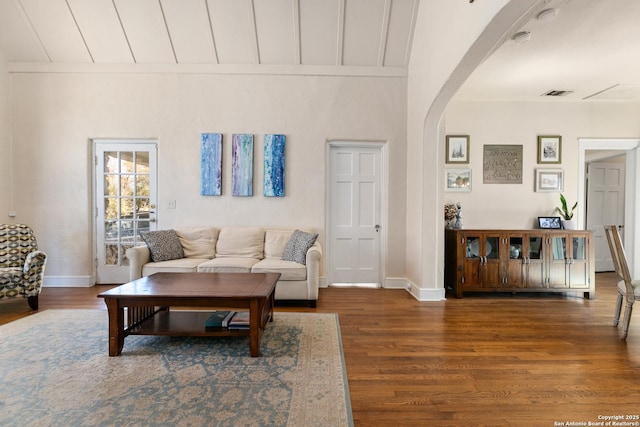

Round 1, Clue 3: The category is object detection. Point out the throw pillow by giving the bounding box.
[282,230,318,265]
[140,229,184,262]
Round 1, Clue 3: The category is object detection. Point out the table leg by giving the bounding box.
[104,297,125,357]
[249,299,261,357]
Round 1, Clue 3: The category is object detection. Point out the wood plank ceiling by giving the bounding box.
[0,0,419,76]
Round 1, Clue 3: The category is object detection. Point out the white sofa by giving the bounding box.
[126,226,321,307]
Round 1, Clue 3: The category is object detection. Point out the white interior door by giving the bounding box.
[328,143,383,286]
[586,159,625,272]
[94,140,158,284]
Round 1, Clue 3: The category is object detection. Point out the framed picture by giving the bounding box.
[535,168,564,192]
[446,135,469,164]
[538,216,562,229]
[537,135,562,164]
[445,168,472,192]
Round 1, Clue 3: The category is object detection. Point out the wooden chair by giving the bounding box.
[604,225,640,339]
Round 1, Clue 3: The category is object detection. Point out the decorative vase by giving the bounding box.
[562,219,576,230]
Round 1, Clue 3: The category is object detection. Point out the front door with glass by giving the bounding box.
[94,140,158,284]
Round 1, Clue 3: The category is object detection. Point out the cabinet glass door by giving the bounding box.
[526,235,545,288]
[506,236,524,287]
[549,236,568,288]
[568,236,589,288]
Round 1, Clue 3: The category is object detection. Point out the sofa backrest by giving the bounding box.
[174,227,219,259]
[0,224,38,268]
[216,227,264,259]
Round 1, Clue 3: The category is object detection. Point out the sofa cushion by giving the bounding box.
[197,257,260,273]
[215,227,264,259]
[264,229,294,259]
[142,257,206,276]
[175,227,218,259]
[252,259,307,281]
[282,230,318,265]
[140,229,184,262]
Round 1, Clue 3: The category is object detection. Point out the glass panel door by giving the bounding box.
[95,141,157,283]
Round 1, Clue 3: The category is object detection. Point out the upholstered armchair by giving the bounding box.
[0,224,47,310]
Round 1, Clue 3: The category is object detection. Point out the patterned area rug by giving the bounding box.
[0,310,352,427]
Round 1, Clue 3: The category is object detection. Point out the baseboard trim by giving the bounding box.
[43,276,95,288]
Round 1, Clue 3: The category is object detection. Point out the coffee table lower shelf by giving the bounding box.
[126,310,252,337]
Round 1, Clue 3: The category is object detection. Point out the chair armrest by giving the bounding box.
[23,250,47,294]
[126,246,151,281]
[305,242,322,300]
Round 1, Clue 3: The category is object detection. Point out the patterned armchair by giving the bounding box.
[0,224,47,310]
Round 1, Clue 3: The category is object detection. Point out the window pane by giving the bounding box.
[136,152,149,174]
[104,175,119,196]
[105,244,118,265]
[136,175,150,196]
[120,152,134,173]
[121,174,135,197]
[104,152,118,173]
[104,198,118,220]
[120,198,134,218]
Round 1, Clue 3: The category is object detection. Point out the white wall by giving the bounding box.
[9,73,407,283]
[0,50,10,220]
[444,100,640,229]
[406,0,532,299]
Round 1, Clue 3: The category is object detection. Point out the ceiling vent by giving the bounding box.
[541,90,574,97]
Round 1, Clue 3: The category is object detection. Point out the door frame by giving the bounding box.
[92,138,158,284]
[578,138,640,276]
[325,140,388,287]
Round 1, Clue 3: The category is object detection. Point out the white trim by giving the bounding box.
[43,276,95,288]
[578,138,640,277]
[7,62,408,77]
[403,278,446,301]
[384,277,411,289]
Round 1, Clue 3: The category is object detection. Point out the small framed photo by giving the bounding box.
[535,168,564,192]
[538,216,562,229]
[445,168,472,192]
[446,135,470,164]
[537,135,562,164]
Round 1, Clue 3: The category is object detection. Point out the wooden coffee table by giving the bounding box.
[98,272,280,357]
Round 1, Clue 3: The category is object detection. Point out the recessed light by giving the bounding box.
[512,31,531,44]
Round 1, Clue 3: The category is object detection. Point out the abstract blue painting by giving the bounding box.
[200,133,222,196]
[232,134,254,196]
[264,134,286,197]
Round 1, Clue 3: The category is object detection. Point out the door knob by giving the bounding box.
[375,225,381,232]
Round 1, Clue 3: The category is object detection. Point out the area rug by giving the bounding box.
[0,310,352,427]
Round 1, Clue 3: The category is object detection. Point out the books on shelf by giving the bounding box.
[204,311,235,329]
[204,310,251,330]
[227,311,250,330]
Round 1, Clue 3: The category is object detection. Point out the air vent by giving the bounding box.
[541,90,574,97]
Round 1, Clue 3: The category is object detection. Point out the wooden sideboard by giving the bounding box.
[444,229,595,299]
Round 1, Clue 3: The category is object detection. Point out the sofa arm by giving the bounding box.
[23,250,47,295]
[305,242,322,301]
[126,245,151,281]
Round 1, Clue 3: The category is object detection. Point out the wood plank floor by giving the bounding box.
[1,272,639,426]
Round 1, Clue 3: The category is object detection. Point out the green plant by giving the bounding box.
[556,193,577,220]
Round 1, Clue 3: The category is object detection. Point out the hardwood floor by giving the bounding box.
[1,272,639,426]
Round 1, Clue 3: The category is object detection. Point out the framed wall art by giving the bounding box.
[231,134,254,196]
[537,135,562,164]
[446,135,469,164]
[445,168,472,192]
[483,144,523,184]
[263,134,286,197]
[200,133,222,196]
[535,168,564,192]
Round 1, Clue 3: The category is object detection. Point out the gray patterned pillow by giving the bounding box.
[140,229,184,262]
[282,230,318,265]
